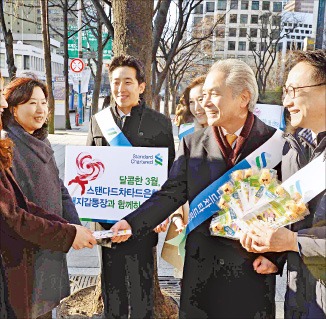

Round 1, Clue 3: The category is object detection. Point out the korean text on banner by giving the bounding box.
[64,146,168,223]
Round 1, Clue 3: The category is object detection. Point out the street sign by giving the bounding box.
[70,58,85,73]
[68,27,113,60]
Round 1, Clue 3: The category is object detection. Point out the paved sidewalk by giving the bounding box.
[48,108,285,318]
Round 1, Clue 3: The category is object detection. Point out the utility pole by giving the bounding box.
[77,0,83,125]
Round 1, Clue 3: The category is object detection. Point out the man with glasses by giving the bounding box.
[241,50,326,318]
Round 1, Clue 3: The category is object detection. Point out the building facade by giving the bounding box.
[191,0,287,66]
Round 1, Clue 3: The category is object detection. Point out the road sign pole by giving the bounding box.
[78,80,83,125]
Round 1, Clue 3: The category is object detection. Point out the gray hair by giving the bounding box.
[209,59,258,111]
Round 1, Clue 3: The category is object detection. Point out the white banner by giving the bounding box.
[253,104,285,130]
[68,68,91,93]
[64,146,168,222]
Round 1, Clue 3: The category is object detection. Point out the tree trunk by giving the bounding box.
[91,19,103,115]
[163,70,170,117]
[112,0,153,106]
[110,2,177,317]
[63,0,71,129]
[153,94,161,112]
[0,0,17,80]
[171,88,177,115]
[40,0,55,133]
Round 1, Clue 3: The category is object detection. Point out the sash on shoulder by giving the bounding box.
[282,151,326,203]
[178,123,195,140]
[95,107,132,146]
[167,129,285,255]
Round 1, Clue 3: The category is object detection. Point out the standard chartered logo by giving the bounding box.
[106,128,117,136]
[130,153,163,166]
[154,153,163,166]
[254,152,271,169]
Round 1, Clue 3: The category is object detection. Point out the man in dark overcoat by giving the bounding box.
[111,59,284,318]
[87,54,175,319]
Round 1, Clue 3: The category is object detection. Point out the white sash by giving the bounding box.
[95,107,132,146]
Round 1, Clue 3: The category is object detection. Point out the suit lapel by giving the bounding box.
[202,126,224,163]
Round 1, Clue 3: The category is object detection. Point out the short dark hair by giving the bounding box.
[3,77,48,138]
[290,49,326,83]
[108,55,145,84]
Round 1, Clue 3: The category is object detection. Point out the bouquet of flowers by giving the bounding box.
[210,168,308,239]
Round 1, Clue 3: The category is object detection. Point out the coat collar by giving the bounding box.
[202,115,272,165]
[110,99,146,118]
[202,126,223,161]
[5,119,54,164]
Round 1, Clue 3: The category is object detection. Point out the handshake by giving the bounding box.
[71,221,133,250]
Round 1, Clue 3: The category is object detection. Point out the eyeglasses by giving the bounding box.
[283,82,326,99]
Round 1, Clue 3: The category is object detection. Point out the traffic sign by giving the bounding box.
[70,58,85,73]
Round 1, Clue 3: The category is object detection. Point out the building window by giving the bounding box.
[249,41,257,50]
[250,28,257,37]
[304,24,308,28]
[193,17,202,25]
[238,41,246,51]
[216,27,225,37]
[251,15,258,24]
[230,14,237,23]
[262,1,270,10]
[240,14,248,23]
[261,28,268,38]
[272,16,281,26]
[273,2,282,12]
[228,41,236,50]
[252,1,259,10]
[194,4,203,14]
[206,2,215,12]
[241,0,249,10]
[217,0,227,10]
[230,0,238,9]
[24,56,30,70]
[239,28,247,37]
[0,54,5,68]
[271,29,280,40]
[229,28,237,36]
[260,42,267,51]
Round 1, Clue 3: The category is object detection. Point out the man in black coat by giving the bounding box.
[111,59,283,318]
[86,55,175,319]
[241,50,326,318]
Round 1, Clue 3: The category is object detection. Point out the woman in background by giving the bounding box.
[158,76,208,278]
[3,77,82,319]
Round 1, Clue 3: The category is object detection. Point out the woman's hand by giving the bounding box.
[72,225,97,249]
[154,218,170,233]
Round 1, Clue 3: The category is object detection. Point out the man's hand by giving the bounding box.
[240,221,298,253]
[72,225,97,250]
[111,220,132,243]
[154,218,169,233]
[253,256,278,274]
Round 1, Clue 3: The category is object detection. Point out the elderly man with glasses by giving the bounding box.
[241,50,326,318]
